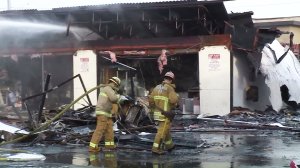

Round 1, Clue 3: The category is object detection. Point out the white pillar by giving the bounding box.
[199,46,231,116]
[73,50,97,110]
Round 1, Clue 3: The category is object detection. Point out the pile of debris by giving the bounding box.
[189,106,300,132]
[0,94,203,152]
[2,72,300,152]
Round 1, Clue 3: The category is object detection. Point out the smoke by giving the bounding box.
[0,17,66,51]
[1,18,101,42]
[0,16,100,54]
[69,26,102,41]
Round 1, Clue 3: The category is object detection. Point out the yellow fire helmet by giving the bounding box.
[109,76,121,86]
[164,71,175,79]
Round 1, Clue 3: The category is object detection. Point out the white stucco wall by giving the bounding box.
[232,54,271,111]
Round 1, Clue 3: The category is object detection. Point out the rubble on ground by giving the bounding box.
[2,86,300,153]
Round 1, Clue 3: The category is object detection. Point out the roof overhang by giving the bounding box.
[0,35,231,56]
[0,1,229,56]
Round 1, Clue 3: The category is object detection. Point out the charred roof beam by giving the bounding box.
[65,6,221,38]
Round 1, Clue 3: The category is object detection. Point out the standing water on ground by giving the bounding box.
[0,131,299,168]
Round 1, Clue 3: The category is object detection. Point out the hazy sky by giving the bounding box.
[1,0,300,19]
[225,0,300,18]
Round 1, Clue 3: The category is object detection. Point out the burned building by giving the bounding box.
[229,12,300,113]
[0,0,298,121]
[0,1,230,116]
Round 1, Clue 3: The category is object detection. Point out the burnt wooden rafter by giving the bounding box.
[0,1,229,55]
[63,5,222,39]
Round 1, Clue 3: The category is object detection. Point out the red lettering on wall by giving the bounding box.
[208,54,220,59]
[80,58,89,62]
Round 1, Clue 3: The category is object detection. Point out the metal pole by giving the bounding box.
[101,56,136,71]
[24,102,35,129]
[78,74,92,106]
[22,74,80,101]
[37,74,51,123]
[130,71,135,98]
[41,55,44,92]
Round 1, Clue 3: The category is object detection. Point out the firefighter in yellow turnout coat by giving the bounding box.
[149,71,179,154]
[89,77,126,153]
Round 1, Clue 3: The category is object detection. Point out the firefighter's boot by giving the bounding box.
[152,148,166,155]
[89,146,101,153]
[103,145,116,152]
[166,144,175,152]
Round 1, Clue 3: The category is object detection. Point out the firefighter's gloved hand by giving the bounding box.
[119,95,128,103]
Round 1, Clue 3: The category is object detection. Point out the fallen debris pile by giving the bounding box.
[190,106,300,132]
[3,73,300,153]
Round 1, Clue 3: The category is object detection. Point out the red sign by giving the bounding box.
[80,58,89,62]
[208,54,220,59]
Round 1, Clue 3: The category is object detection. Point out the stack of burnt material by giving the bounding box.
[192,106,300,132]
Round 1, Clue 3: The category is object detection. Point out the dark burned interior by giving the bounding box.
[0,1,230,113]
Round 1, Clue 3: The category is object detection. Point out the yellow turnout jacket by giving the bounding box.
[149,81,179,121]
[95,83,120,117]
